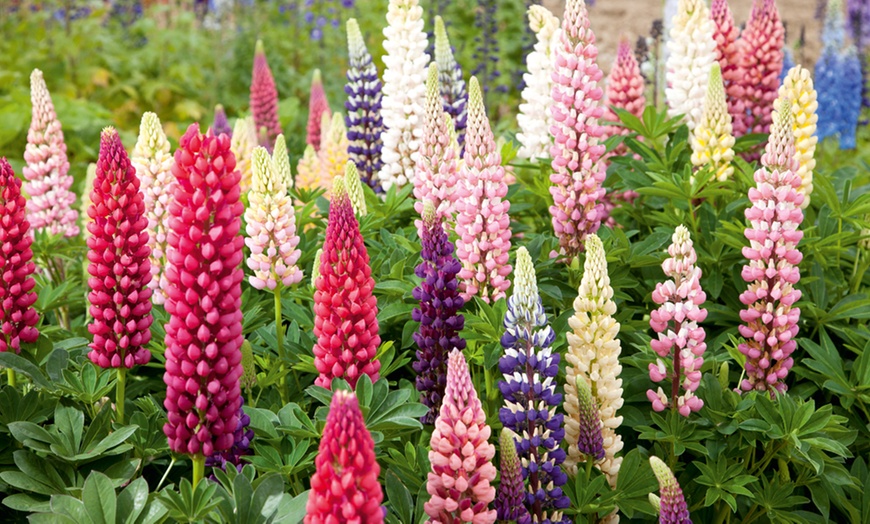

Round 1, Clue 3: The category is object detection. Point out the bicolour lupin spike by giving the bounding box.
[690,63,735,182]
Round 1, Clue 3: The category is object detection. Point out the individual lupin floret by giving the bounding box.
[496,429,531,524]
[516,5,561,160]
[244,147,303,290]
[344,161,367,217]
[665,0,717,131]
[295,145,323,191]
[345,18,385,190]
[434,16,468,150]
[603,38,647,154]
[776,66,818,207]
[690,63,735,182]
[230,116,257,193]
[424,349,497,524]
[453,77,512,303]
[646,225,707,417]
[650,456,692,524]
[272,134,293,190]
[307,69,332,151]
[132,112,175,305]
[377,0,429,190]
[23,69,79,237]
[564,234,623,486]
[318,112,350,184]
[250,40,282,151]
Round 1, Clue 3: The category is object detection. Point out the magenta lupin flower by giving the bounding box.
[603,38,646,152]
[0,158,39,354]
[250,40,282,151]
[305,390,384,524]
[738,99,803,394]
[86,128,153,369]
[453,77,512,303]
[307,70,332,152]
[23,69,79,238]
[548,0,607,259]
[646,225,707,417]
[425,349,497,524]
[650,456,692,524]
[163,124,245,458]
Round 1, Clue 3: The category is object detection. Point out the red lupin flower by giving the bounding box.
[86,128,153,368]
[163,124,245,458]
[250,40,282,151]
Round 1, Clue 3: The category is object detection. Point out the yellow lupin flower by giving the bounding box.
[272,133,293,190]
[318,112,349,185]
[296,145,323,191]
[777,65,818,208]
[690,63,735,182]
[344,161,367,216]
[563,234,624,487]
[231,116,257,193]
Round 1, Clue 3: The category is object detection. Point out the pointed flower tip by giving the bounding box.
[332,174,347,199]
[255,39,265,55]
[312,69,322,84]
[422,199,436,222]
[101,126,118,139]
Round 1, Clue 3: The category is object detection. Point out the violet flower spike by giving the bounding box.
[345,18,385,190]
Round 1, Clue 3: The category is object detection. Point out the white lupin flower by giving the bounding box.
[131,112,175,305]
[517,5,561,160]
[665,0,717,131]
[377,0,429,191]
[231,116,257,193]
[563,234,624,487]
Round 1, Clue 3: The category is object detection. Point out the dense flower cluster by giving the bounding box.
[345,18,385,190]
[496,429,530,524]
[574,379,605,462]
[838,47,863,150]
[212,105,232,138]
[665,0,717,131]
[307,70,331,152]
[690,64,735,182]
[250,40,282,151]
[650,456,692,524]
[777,66,818,207]
[230,116,256,193]
[272,134,293,190]
[205,397,253,473]
[318,112,350,183]
[603,38,646,152]
[295,145,322,191]
[86,128,153,369]
[517,4,560,160]
[344,161,367,217]
[710,0,741,125]
[434,16,468,149]
[163,124,245,457]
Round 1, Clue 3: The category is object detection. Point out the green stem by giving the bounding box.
[714,500,731,524]
[7,368,15,388]
[585,456,594,481]
[274,286,289,403]
[192,454,205,488]
[116,367,126,423]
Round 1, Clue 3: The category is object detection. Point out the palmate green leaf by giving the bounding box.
[157,478,220,523]
[0,387,54,433]
[612,448,659,518]
[694,455,757,512]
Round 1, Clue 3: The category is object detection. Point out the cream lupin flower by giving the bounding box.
[665,0,717,131]
[344,161,367,216]
[272,133,293,190]
[231,116,257,193]
[690,63,735,181]
[776,65,818,208]
[295,145,323,191]
[517,4,561,160]
[319,112,350,184]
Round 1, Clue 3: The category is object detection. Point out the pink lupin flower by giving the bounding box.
[711,0,743,130]
[307,70,332,152]
[23,69,79,238]
[250,40,282,151]
[163,124,245,458]
[548,0,607,259]
[453,77,512,303]
[86,128,153,369]
[646,225,707,417]
[603,38,646,151]
[305,390,384,523]
[0,158,39,354]
[738,99,803,394]
[424,349,497,524]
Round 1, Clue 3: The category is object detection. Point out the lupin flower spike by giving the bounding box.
[230,116,256,193]
[163,124,245,459]
[413,63,459,230]
[710,0,742,127]
[838,47,863,150]
[307,69,332,151]
[603,38,647,153]
[412,201,466,424]
[454,77,512,303]
[345,18,385,190]
[732,0,785,137]
[690,63,735,182]
[378,0,429,190]
[776,66,818,207]
[244,147,302,290]
[318,112,350,184]
[250,40,282,151]
[496,429,531,524]
[424,349,497,524]
[434,16,468,150]
[87,128,153,369]
[23,69,79,237]
[498,247,570,522]
[310,248,323,288]
[816,0,847,143]
[344,161,367,216]
[646,225,707,417]
[132,112,175,306]
[564,234,623,486]
[295,145,323,191]
[212,105,233,139]
[665,0,717,131]
[549,0,607,259]
[0,158,39,354]
[738,99,804,394]
[205,396,253,473]
[305,390,384,523]
[517,5,561,160]
[272,134,293,190]
[574,379,606,462]
[312,185,380,389]
[650,456,692,524]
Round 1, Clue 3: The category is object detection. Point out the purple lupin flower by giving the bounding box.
[205,396,254,473]
[575,378,605,462]
[412,201,466,424]
[650,456,692,524]
[496,428,531,524]
[434,16,468,149]
[472,0,501,101]
[498,247,570,523]
[345,18,385,190]
[212,105,233,139]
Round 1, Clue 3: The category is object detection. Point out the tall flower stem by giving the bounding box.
[192,455,205,487]
[274,285,289,402]
[116,367,126,423]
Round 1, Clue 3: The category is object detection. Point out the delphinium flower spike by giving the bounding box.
[250,40,282,151]
[318,112,350,184]
[516,5,561,161]
[344,161,367,217]
[272,134,293,190]
[231,116,256,193]
[163,124,245,486]
[295,145,323,191]
[498,246,570,523]
[454,77,512,303]
[132,112,175,305]
[496,429,531,524]
[564,234,623,486]
[412,200,466,424]
[603,37,647,157]
[212,105,233,139]
[307,70,332,152]
[24,69,79,237]
[665,0,717,131]
[710,0,742,127]
[738,99,803,394]
[424,349,497,524]
[776,66,818,208]
[312,182,380,389]
[345,18,385,191]
[650,456,692,524]
[434,16,468,149]
[646,225,707,417]
[817,0,847,142]
[378,0,429,190]
[838,46,863,150]
[690,63,735,182]
[549,0,608,260]
[305,390,384,523]
[413,63,459,231]
[87,128,153,422]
